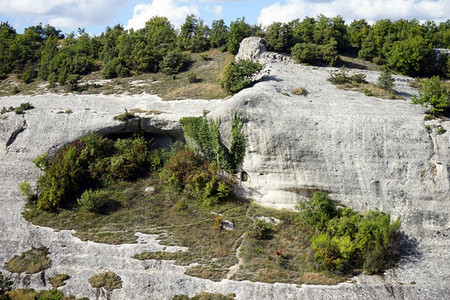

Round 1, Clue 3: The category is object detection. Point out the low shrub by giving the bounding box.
[88,271,122,291]
[14,102,34,114]
[247,219,273,240]
[113,109,135,122]
[77,189,112,213]
[187,72,198,83]
[18,180,37,204]
[12,85,20,95]
[437,126,447,135]
[220,59,262,94]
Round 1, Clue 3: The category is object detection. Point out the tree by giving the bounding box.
[210,19,229,50]
[377,67,395,91]
[227,18,252,54]
[348,19,370,48]
[265,22,294,53]
[386,36,437,76]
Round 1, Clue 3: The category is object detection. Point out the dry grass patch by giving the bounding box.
[4,246,52,274]
[173,292,236,300]
[291,87,308,96]
[129,108,166,115]
[88,271,122,291]
[49,274,70,288]
[163,82,227,100]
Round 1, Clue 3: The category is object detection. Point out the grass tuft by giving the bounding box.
[4,247,52,274]
[88,271,122,291]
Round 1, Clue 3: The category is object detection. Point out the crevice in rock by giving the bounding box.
[5,117,27,149]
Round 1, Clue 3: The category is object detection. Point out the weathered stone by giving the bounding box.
[0,38,448,299]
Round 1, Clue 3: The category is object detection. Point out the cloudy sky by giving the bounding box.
[0,0,449,35]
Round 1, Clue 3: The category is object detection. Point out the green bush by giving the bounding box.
[412,76,449,115]
[160,148,231,206]
[247,219,273,240]
[437,126,447,135]
[11,85,20,95]
[220,59,262,94]
[66,74,79,91]
[35,133,154,211]
[298,192,400,274]
[0,272,12,300]
[18,180,37,204]
[77,189,112,213]
[113,109,135,122]
[159,50,190,74]
[35,288,63,300]
[187,71,198,83]
[14,102,34,114]
[377,68,395,91]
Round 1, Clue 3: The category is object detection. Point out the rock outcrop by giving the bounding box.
[0,38,449,299]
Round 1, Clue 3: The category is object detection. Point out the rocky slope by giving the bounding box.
[0,38,449,299]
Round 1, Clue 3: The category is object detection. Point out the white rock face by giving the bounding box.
[0,38,449,299]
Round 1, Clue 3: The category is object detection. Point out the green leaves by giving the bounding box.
[298,192,401,274]
[412,76,450,115]
[220,59,263,94]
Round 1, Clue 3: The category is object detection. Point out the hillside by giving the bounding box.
[0,38,449,300]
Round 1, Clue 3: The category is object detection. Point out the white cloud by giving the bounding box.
[126,0,200,30]
[257,0,450,26]
[0,0,126,29]
[205,5,223,17]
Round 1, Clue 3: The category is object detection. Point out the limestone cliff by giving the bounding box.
[0,38,448,299]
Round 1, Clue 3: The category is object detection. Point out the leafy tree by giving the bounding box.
[227,18,252,54]
[412,76,449,115]
[386,36,437,76]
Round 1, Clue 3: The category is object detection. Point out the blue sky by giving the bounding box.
[0,0,449,35]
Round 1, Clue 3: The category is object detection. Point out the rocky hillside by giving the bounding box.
[0,38,448,299]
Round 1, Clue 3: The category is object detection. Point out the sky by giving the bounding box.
[0,0,449,35]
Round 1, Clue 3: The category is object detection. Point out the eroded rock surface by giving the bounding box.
[0,38,449,299]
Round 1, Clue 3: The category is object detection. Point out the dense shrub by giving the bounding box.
[412,76,449,115]
[159,50,190,75]
[220,59,262,93]
[160,148,231,206]
[298,192,400,274]
[34,134,158,211]
[77,189,112,213]
[247,219,273,240]
[291,40,339,66]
